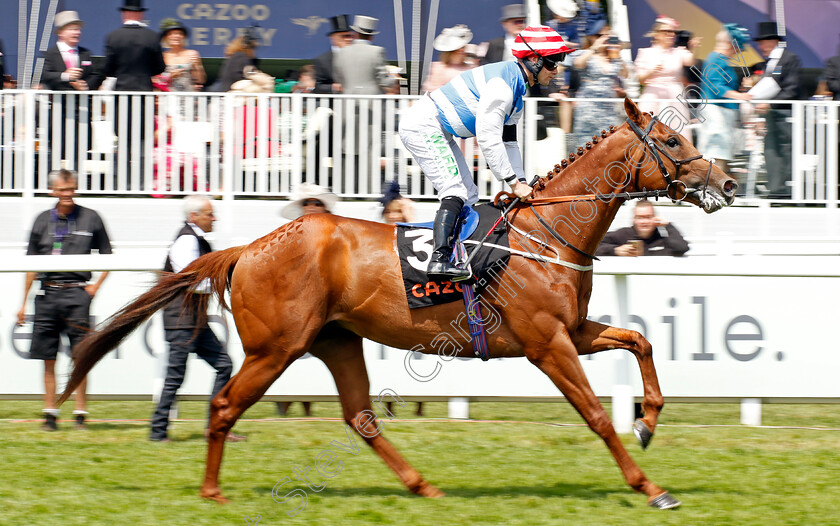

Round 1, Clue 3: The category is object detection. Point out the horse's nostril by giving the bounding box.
[723,180,738,196]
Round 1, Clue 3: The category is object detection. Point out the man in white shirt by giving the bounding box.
[150,195,245,442]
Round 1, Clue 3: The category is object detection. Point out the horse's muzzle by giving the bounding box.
[722,179,738,205]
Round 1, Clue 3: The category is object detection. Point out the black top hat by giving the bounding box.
[753,21,782,41]
[328,14,351,35]
[119,0,147,11]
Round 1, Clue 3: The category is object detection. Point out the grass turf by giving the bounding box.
[2,401,839,525]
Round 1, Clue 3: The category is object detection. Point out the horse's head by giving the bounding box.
[623,98,737,213]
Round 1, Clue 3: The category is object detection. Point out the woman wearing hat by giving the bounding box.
[570,24,629,148]
[696,24,753,176]
[634,15,697,141]
[422,25,475,93]
[154,18,205,92]
[213,28,260,92]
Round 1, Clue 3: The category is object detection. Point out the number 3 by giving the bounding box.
[405,230,433,271]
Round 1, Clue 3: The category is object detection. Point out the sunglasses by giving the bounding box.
[302,199,325,207]
[659,29,677,34]
[542,53,567,71]
[509,19,526,25]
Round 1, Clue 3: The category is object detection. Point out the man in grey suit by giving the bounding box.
[751,21,801,199]
[334,15,389,95]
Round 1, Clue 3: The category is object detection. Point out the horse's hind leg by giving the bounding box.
[572,319,664,448]
[201,351,296,503]
[310,326,444,498]
[528,328,679,509]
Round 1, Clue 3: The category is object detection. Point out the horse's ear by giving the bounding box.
[624,98,644,126]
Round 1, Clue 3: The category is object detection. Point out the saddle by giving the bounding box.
[396,204,508,306]
[395,203,510,360]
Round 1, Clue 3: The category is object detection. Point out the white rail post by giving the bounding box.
[612,273,634,433]
[740,398,762,426]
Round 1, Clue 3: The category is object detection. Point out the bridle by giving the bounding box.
[625,114,714,202]
[497,115,715,263]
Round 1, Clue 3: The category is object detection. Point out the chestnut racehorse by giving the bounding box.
[60,99,736,509]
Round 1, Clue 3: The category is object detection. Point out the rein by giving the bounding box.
[491,114,713,267]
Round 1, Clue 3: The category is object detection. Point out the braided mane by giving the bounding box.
[532,124,620,195]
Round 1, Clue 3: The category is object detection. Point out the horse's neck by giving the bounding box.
[526,127,635,257]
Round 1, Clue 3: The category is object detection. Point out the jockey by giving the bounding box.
[398,26,574,280]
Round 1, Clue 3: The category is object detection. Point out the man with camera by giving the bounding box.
[596,200,689,257]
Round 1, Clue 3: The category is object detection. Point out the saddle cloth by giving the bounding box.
[397,203,510,309]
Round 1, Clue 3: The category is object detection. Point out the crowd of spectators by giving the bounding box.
[2,1,835,200]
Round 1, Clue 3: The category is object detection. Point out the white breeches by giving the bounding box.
[398,96,478,206]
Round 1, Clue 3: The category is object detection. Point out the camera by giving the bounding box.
[676,30,692,48]
[608,36,619,46]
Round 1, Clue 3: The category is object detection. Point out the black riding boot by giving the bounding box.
[427,197,471,280]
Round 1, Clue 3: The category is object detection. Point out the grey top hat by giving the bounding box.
[328,14,351,35]
[120,0,147,11]
[54,11,84,31]
[499,4,527,22]
[351,15,379,35]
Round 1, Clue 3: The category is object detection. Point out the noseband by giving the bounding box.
[625,115,714,201]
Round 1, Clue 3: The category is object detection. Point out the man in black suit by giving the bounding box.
[41,12,104,171]
[312,14,354,94]
[824,52,840,101]
[103,0,165,91]
[751,21,801,199]
[42,11,102,91]
[481,4,528,65]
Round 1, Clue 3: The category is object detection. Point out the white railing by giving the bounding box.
[1,90,838,205]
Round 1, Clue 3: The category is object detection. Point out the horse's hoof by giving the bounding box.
[201,488,229,504]
[633,419,653,450]
[415,482,445,498]
[648,491,681,509]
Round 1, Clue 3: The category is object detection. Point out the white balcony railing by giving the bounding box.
[1,90,838,206]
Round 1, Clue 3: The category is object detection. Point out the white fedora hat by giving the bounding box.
[281,183,339,219]
[433,25,473,52]
[350,15,379,35]
[55,11,84,31]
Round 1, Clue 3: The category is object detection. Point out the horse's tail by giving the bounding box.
[58,245,248,405]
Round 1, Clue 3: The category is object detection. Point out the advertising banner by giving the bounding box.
[2,267,838,400]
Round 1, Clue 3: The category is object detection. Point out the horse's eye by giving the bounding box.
[666,137,679,148]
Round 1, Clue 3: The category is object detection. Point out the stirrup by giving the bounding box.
[451,241,473,282]
[427,261,471,280]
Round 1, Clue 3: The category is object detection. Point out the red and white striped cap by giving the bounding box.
[512,26,575,59]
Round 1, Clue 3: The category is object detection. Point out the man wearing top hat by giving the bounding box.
[481,4,528,65]
[334,15,389,95]
[751,21,801,199]
[103,0,166,91]
[313,14,354,94]
[42,11,102,91]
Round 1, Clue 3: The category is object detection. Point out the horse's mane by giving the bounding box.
[532,124,622,197]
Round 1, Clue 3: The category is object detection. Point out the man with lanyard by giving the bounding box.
[398,26,573,279]
[150,195,244,442]
[18,169,112,431]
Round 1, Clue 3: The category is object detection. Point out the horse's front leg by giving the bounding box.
[526,326,679,509]
[572,319,664,448]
